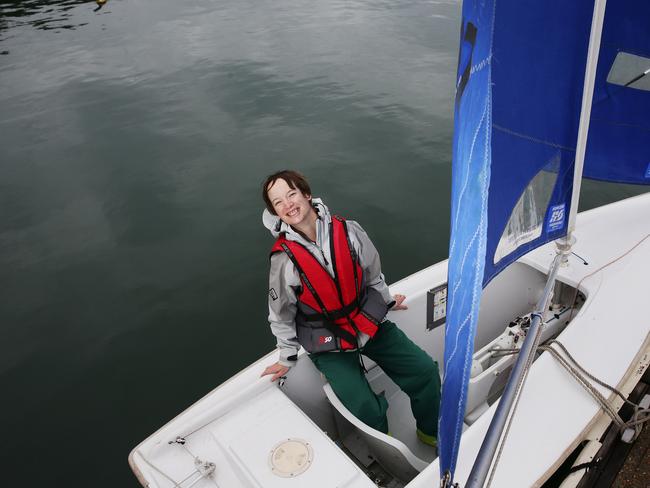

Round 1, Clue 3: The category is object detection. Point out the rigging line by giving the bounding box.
[482,324,647,486]
[136,450,184,488]
[177,383,270,440]
[539,344,650,437]
[626,410,650,428]
[568,233,650,322]
[571,251,589,265]
[485,314,545,488]
[494,325,640,410]
[181,443,196,458]
[491,341,629,409]
[541,345,624,427]
[176,467,206,488]
[179,443,221,488]
[180,420,217,440]
[485,340,616,488]
[624,67,650,87]
[488,346,620,425]
[544,340,629,406]
[487,340,650,432]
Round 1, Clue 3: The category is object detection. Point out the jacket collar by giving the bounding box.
[262,198,331,246]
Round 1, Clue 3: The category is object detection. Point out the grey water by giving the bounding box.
[0,1,646,486]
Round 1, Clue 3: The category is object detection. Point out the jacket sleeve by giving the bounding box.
[268,252,302,367]
[346,221,394,307]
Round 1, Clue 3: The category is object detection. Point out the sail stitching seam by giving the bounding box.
[471,55,491,75]
[451,0,498,476]
[455,0,497,472]
[443,101,489,385]
[448,31,495,477]
[493,123,576,151]
[589,117,650,132]
[449,90,489,258]
[464,62,493,470]
[442,0,497,480]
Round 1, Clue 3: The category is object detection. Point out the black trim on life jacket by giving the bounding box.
[280,241,358,347]
[300,300,358,321]
[329,219,363,351]
[341,218,361,307]
[329,216,366,371]
[270,215,387,357]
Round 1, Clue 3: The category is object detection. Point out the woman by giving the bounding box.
[260,169,440,446]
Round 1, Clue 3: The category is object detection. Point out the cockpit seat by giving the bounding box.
[322,365,437,482]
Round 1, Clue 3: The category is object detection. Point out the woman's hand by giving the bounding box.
[391,294,408,311]
[261,361,290,381]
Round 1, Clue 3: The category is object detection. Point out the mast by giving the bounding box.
[464,1,608,486]
[566,0,608,239]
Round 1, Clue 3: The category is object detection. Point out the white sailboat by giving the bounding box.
[129,1,650,486]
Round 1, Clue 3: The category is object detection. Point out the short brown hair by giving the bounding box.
[262,170,312,215]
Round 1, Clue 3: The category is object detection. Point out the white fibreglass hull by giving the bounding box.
[129,192,650,488]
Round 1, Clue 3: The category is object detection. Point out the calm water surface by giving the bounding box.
[0,1,646,486]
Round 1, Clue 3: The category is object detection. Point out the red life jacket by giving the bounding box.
[270,215,386,352]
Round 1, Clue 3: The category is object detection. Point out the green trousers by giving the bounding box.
[310,320,441,436]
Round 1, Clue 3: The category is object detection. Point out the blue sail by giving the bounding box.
[440,0,650,482]
[438,0,493,479]
[439,0,594,482]
[583,0,650,184]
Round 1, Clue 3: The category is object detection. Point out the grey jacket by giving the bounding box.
[263,198,394,367]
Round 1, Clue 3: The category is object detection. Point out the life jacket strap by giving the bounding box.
[280,242,330,316]
[300,300,359,322]
[280,241,361,346]
[311,315,359,347]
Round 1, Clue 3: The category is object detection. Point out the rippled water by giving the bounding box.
[0,1,646,486]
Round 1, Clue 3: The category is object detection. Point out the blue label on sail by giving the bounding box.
[547,204,566,232]
[645,162,650,179]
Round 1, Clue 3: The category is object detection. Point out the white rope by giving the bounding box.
[487,339,650,447]
[542,341,650,440]
[483,232,650,484]
[569,233,650,322]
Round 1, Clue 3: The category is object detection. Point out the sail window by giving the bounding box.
[606,52,650,91]
[494,156,559,264]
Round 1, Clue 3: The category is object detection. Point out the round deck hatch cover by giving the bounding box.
[268,438,313,477]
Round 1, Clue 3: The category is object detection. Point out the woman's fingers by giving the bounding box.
[392,294,408,310]
[261,363,279,377]
[261,362,289,381]
[272,368,288,381]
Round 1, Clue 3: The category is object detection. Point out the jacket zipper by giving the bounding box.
[320,249,329,266]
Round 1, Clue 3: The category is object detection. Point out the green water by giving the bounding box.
[0,1,646,486]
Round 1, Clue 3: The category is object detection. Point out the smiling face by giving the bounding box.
[266,177,315,228]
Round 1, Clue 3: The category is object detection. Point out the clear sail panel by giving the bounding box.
[493,155,560,264]
[606,51,650,92]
